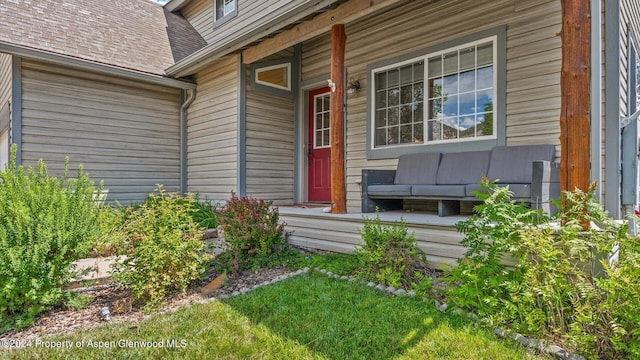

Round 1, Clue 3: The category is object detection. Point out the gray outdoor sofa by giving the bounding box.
[361,144,560,216]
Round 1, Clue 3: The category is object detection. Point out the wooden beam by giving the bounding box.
[242,0,403,64]
[330,24,347,214]
[559,0,590,227]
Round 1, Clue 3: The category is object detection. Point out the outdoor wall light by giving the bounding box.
[346,77,361,94]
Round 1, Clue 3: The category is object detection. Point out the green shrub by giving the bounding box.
[111,187,207,311]
[191,198,219,229]
[217,192,286,275]
[447,179,638,359]
[89,205,130,257]
[0,145,103,330]
[355,212,428,289]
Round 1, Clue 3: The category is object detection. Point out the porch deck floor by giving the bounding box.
[279,206,467,227]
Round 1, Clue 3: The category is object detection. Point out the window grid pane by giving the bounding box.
[426,41,494,143]
[314,93,331,148]
[374,61,424,147]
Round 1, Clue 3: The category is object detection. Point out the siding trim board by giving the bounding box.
[238,54,247,196]
[365,26,507,160]
[605,1,621,218]
[11,56,21,165]
[293,44,303,203]
[590,0,602,200]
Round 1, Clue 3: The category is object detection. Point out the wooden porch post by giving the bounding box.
[559,0,591,198]
[330,24,347,213]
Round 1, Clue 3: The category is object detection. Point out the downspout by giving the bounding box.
[180,88,197,195]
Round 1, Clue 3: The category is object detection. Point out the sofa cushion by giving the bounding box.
[368,185,412,197]
[411,185,466,197]
[436,151,491,185]
[394,152,441,185]
[487,145,555,183]
[466,183,532,199]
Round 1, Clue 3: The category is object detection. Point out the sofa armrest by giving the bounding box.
[361,169,399,213]
[361,169,396,188]
[531,160,560,215]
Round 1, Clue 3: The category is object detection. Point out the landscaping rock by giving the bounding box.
[435,300,442,308]
[437,303,448,312]
[231,291,241,297]
[512,333,529,347]
[326,271,333,277]
[202,228,218,240]
[547,345,568,359]
[348,277,356,283]
[386,286,396,293]
[375,284,386,291]
[394,289,407,296]
[567,354,586,360]
[200,274,227,296]
[340,276,348,280]
[407,291,416,297]
[494,328,507,337]
[367,282,376,288]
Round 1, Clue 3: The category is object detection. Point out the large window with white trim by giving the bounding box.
[372,36,497,148]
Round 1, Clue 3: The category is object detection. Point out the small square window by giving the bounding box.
[214,0,237,27]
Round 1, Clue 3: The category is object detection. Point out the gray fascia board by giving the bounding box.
[11,56,21,166]
[166,0,338,77]
[0,42,196,90]
[604,0,621,218]
[590,0,602,199]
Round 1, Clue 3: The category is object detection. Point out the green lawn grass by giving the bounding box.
[4,273,544,359]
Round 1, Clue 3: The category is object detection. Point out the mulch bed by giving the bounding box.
[0,266,294,342]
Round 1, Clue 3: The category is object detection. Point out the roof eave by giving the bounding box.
[164,0,191,12]
[166,0,339,77]
[0,42,196,89]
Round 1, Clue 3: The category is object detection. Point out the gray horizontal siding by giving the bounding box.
[302,0,562,212]
[280,208,466,267]
[20,60,181,204]
[187,55,238,200]
[245,50,295,205]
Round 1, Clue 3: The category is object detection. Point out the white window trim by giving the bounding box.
[313,93,331,149]
[369,35,498,150]
[255,63,292,92]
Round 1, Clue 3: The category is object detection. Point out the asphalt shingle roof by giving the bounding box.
[0,0,207,76]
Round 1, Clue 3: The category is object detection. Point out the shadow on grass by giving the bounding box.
[222,273,535,360]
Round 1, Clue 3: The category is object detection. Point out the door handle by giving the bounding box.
[307,142,313,165]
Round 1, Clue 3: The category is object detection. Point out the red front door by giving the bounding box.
[308,87,331,202]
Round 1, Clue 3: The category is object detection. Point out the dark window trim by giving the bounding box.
[213,0,237,29]
[366,26,506,160]
[250,57,294,99]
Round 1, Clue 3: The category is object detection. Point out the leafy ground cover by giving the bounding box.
[4,273,542,360]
